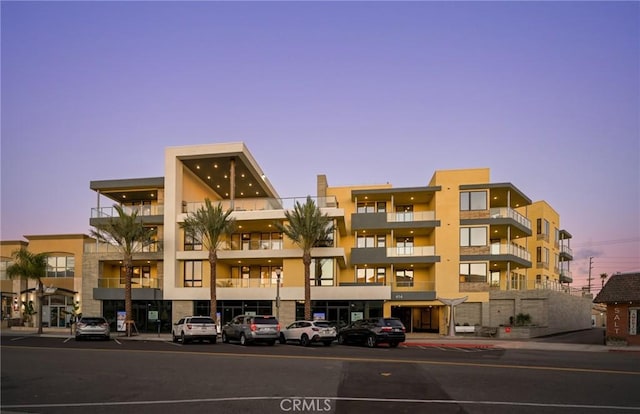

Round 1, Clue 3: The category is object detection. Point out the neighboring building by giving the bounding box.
[1,235,89,328]
[3,142,591,336]
[594,272,640,346]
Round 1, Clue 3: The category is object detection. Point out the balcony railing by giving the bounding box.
[183,196,338,214]
[91,204,164,218]
[218,240,284,251]
[490,207,531,230]
[215,278,282,288]
[84,241,163,254]
[98,277,162,289]
[560,244,573,257]
[386,211,435,222]
[490,243,531,262]
[390,280,435,290]
[386,246,435,257]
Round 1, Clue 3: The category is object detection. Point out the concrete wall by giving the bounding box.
[489,289,592,337]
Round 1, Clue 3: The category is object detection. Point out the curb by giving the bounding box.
[403,342,496,349]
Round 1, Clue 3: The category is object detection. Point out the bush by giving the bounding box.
[514,313,532,326]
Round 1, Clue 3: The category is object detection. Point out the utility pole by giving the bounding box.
[587,256,594,293]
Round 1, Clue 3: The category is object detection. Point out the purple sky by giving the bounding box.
[1,1,638,293]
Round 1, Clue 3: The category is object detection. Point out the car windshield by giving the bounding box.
[190,317,214,324]
[253,316,278,325]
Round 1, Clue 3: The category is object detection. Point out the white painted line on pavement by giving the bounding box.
[63,337,72,343]
[10,336,26,341]
[3,396,639,411]
[114,338,121,345]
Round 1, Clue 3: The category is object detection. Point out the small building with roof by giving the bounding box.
[594,271,640,346]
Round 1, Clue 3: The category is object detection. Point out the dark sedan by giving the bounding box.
[337,317,406,348]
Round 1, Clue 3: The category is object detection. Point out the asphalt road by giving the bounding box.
[2,333,639,414]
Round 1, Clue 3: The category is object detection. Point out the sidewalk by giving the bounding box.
[4,326,640,353]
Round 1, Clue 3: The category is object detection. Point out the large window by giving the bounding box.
[396,237,414,255]
[47,256,75,278]
[460,263,487,283]
[395,269,413,287]
[0,259,10,280]
[356,266,385,284]
[536,247,549,265]
[120,265,151,286]
[460,227,487,247]
[311,258,335,286]
[357,202,375,213]
[184,261,202,287]
[184,233,202,251]
[460,191,487,211]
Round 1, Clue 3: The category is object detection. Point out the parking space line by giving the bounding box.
[10,336,27,341]
[63,337,72,343]
[114,338,122,345]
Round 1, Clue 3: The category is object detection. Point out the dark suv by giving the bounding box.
[221,315,280,346]
[337,317,406,348]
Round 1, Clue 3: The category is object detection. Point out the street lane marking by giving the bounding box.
[3,345,639,376]
[9,337,27,341]
[63,337,72,343]
[3,396,640,411]
[114,338,121,345]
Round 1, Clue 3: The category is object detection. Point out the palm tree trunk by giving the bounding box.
[125,255,133,337]
[209,250,217,322]
[303,252,312,321]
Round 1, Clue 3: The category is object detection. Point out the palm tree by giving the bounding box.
[6,248,48,334]
[600,273,608,288]
[180,198,235,322]
[90,204,156,336]
[276,196,333,321]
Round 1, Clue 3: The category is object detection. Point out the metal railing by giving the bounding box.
[386,246,436,257]
[560,244,573,256]
[182,196,339,214]
[98,278,162,289]
[91,204,164,218]
[84,241,163,254]
[386,211,435,222]
[218,240,284,251]
[215,278,282,288]
[489,207,531,230]
[490,243,531,261]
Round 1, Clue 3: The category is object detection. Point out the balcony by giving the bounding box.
[84,241,164,254]
[560,244,573,260]
[98,277,162,289]
[183,196,338,213]
[351,211,439,232]
[90,204,164,226]
[390,281,436,301]
[350,246,439,265]
[559,271,573,284]
[461,243,531,268]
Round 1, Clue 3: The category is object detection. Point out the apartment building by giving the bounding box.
[3,142,587,335]
[1,235,88,328]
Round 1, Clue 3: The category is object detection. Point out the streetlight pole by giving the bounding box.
[275,268,281,321]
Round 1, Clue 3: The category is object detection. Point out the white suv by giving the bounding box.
[279,320,337,347]
[172,316,217,344]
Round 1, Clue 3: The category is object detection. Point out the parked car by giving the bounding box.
[279,320,337,347]
[172,316,217,344]
[221,315,280,346]
[75,316,110,341]
[337,317,406,348]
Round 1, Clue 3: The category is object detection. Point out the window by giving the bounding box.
[460,191,487,211]
[46,256,75,278]
[490,271,500,287]
[357,202,375,213]
[311,258,334,286]
[377,235,386,248]
[120,265,151,285]
[355,266,385,284]
[184,261,202,287]
[460,263,487,283]
[376,202,386,213]
[395,269,414,287]
[0,259,11,280]
[396,237,414,255]
[460,227,487,247]
[536,247,549,264]
[537,219,550,240]
[395,205,413,222]
[357,235,375,248]
[184,233,202,251]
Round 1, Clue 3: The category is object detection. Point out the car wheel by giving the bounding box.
[181,332,188,344]
[323,341,332,347]
[222,332,229,343]
[172,332,178,343]
[366,335,377,348]
[300,334,310,347]
[279,333,286,344]
[337,334,346,345]
[240,333,247,346]
[389,342,399,348]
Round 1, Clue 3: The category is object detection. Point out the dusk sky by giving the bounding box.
[1,1,638,293]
